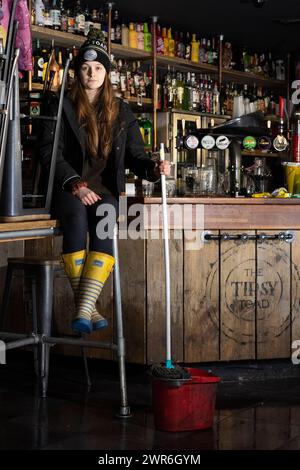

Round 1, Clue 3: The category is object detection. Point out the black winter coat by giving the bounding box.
[38,95,158,198]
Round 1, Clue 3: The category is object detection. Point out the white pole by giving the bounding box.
[159,143,173,368]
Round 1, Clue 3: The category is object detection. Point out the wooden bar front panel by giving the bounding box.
[220,231,256,361]
[184,230,219,362]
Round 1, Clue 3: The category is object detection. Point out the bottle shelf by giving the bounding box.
[123,96,152,106]
[31,26,286,88]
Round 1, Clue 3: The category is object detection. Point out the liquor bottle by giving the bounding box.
[84,5,93,37]
[50,0,61,30]
[168,28,175,57]
[41,45,50,82]
[199,38,206,63]
[58,49,64,86]
[67,9,76,34]
[156,24,164,55]
[91,9,100,30]
[111,9,121,44]
[98,6,108,39]
[185,32,191,60]
[143,23,152,52]
[44,0,53,28]
[191,34,199,63]
[49,49,59,89]
[177,32,185,59]
[212,37,218,65]
[162,27,169,56]
[137,23,144,50]
[206,39,213,64]
[32,38,43,83]
[34,0,45,26]
[60,0,68,32]
[129,23,138,49]
[175,72,184,110]
[109,55,120,96]
[173,31,179,57]
[212,82,220,115]
[141,114,153,150]
[74,0,85,35]
[120,23,128,47]
[67,48,75,88]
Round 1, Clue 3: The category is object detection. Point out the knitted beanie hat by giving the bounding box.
[74,29,111,74]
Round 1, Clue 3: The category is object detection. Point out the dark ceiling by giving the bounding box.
[89,0,300,54]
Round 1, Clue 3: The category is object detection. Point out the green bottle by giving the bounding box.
[144,23,152,52]
[142,114,153,150]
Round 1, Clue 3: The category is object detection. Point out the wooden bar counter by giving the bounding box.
[1,198,300,365]
[119,197,300,364]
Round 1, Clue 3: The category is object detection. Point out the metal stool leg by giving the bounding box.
[31,275,39,377]
[0,264,14,329]
[80,333,92,389]
[36,265,55,398]
[113,224,131,418]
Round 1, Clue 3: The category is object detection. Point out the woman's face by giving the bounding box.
[79,61,106,90]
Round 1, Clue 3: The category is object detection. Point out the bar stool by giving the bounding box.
[0,225,131,418]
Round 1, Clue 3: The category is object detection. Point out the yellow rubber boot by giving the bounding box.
[78,251,115,331]
[61,250,92,334]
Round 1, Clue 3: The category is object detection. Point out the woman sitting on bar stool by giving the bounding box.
[38,30,170,334]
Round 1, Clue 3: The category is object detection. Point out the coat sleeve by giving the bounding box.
[37,96,81,190]
[123,103,159,182]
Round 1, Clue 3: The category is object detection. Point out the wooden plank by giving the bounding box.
[204,205,300,230]
[141,202,300,230]
[0,219,59,232]
[220,231,256,360]
[117,237,146,364]
[184,230,219,362]
[147,231,184,364]
[291,231,300,353]
[257,232,291,359]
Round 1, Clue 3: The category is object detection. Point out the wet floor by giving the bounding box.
[1,352,300,450]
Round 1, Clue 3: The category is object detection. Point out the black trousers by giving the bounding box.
[52,191,119,256]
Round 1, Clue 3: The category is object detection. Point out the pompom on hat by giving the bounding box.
[74,29,111,74]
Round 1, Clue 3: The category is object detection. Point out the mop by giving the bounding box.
[150,144,191,381]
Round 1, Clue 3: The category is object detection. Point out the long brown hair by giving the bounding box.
[69,73,119,159]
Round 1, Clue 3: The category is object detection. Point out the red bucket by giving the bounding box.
[152,367,220,432]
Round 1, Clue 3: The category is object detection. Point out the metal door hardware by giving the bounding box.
[202,230,295,243]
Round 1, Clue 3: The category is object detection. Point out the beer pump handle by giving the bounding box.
[182,119,185,137]
[279,96,284,121]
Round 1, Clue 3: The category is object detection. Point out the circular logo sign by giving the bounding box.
[201,135,215,150]
[258,136,272,152]
[216,135,230,150]
[83,49,98,61]
[243,136,257,150]
[273,135,288,152]
[185,135,199,150]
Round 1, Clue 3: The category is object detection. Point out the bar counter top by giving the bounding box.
[131,196,300,205]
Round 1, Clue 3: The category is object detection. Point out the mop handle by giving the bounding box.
[159,143,173,368]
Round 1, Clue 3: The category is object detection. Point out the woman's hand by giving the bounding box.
[158,160,171,176]
[76,187,101,205]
